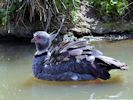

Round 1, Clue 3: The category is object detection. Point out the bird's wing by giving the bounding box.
[47,40,127,70]
[95,55,128,70]
[46,40,96,65]
[59,40,91,53]
[45,40,128,80]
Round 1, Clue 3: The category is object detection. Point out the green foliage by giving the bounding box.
[54,0,129,23]
[54,0,80,24]
[0,0,22,26]
[0,0,131,27]
[54,0,80,12]
[0,0,80,26]
[88,0,128,16]
[70,10,80,24]
[0,9,8,26]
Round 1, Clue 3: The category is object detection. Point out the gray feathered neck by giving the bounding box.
[32,31,58,56]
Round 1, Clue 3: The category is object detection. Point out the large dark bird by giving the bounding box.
[31,31,128,81]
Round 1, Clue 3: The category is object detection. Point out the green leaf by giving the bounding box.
[111,0,118,5]
[2,16,8,26]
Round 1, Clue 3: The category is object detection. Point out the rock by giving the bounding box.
[93,22,133,34]
[69,27,91,35]
[63,32,77,42]
[105,32,133,41]
[63,32,105,42]
[0,21,43,38]
[70,1,133,36]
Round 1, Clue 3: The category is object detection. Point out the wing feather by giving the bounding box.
[47,40,127,70]
[47,40,93,64]
[60,41,90,53]
[95,55,127,69]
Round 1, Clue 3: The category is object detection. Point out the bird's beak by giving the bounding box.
[31,37,35,43]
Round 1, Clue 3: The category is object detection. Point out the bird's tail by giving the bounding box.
[96,56,128,70]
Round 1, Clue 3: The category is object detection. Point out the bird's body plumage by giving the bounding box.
[32,31,128,81]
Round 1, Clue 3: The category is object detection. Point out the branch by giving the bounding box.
[49,15,65,41]
[56,14,66,35]
[45,8,53,31]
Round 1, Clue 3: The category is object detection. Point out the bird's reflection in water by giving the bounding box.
[21,74,125,100]
[22,74,123,87]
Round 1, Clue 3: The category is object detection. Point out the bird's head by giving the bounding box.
[31,31,51,55]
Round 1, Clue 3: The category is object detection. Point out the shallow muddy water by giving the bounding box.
[0,40,132,100]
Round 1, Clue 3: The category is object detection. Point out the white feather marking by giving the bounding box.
[76,55,97,68]
[69,49,83,56]
[86,56,95,62]
[82,51,92,55]
[86,56,96,68]
[71,75,78,80]
[96,56,127,67]
[46,52,51,60]
[76,58,81,63]
[76,55,86,60]
[35,50,46,55]
[44,64,48,68]
[80,46,94,50]
[63,57,70,61]
[92,49,103,56]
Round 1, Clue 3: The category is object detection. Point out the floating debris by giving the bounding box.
[89,93,95,100]
[109,91,123,98]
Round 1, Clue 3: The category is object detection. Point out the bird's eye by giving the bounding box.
[36,36,41,39]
